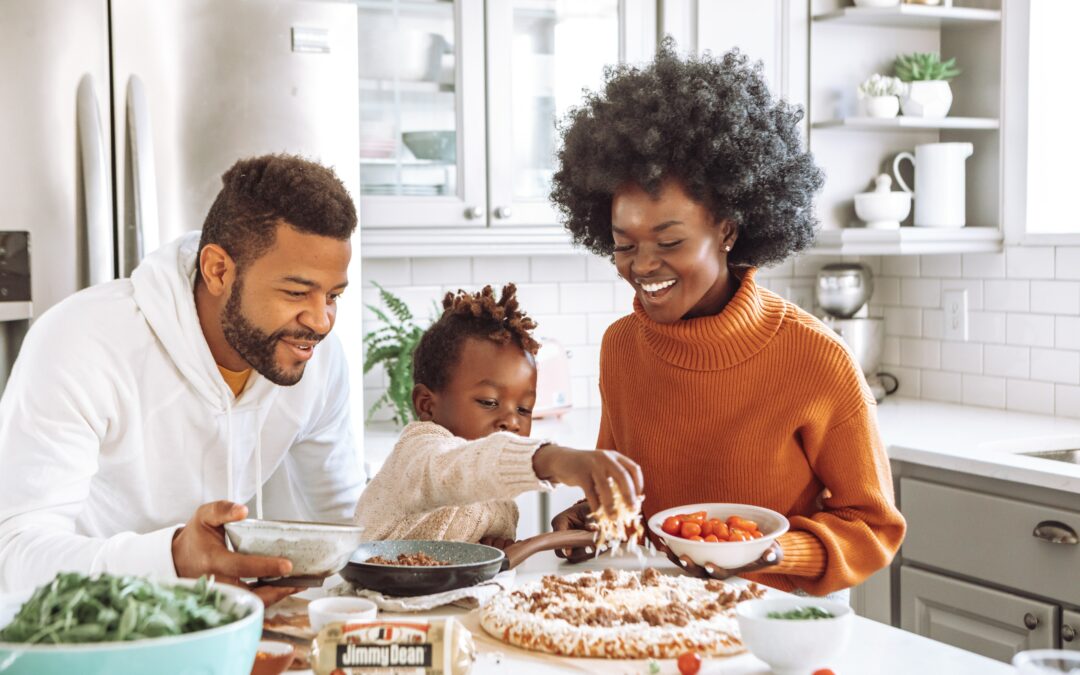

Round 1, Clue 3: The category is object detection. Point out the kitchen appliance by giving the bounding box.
[816,264,897,402]
[0,0,360,396]
[892,142,974,228]
[533,337,573,419]
[854,174,911,229]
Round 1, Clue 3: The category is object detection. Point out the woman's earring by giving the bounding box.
[724,245,732,252]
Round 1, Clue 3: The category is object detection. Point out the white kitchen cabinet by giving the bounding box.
[359,0,657,257]
[1064,609,1080,652]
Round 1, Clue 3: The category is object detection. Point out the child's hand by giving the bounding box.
[533,445,643,517]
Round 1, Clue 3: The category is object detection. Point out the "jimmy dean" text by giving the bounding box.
[338,643,434,667]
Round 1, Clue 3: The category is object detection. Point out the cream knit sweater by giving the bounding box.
[354,421,552,542]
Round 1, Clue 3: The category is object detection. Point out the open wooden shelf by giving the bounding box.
[811,227,1003,255]
[812,5,1001,28]
[813,116,999,131]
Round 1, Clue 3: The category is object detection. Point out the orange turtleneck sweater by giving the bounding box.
[598,268,906,596]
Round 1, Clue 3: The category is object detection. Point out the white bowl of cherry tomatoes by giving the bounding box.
[647,503,789,569]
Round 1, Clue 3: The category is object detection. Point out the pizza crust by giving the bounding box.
[480,568,762,659]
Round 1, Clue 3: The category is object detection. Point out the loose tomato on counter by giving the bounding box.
[661,512,762,543]
[677,651,702,675]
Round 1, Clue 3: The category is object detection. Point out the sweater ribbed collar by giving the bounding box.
[632,267,787,371]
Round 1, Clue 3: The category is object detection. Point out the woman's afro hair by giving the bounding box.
[550,39,824,268]
[412,284,540,393]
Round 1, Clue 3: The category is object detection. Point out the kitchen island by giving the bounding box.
[289,551,1012,674]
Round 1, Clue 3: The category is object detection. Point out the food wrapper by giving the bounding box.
[310,617,476,675]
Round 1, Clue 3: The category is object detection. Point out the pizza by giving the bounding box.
[479,567,764,659]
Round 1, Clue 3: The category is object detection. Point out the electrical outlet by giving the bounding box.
[943,289,969,341]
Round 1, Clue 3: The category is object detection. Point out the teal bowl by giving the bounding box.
[0,579,263,675]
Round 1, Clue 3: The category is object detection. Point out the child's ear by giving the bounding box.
[412,383,437,421]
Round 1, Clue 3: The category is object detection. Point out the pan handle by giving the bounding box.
[502,530,598,570]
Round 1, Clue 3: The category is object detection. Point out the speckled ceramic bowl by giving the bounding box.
[224,520,365,585]
[341,540,505,597]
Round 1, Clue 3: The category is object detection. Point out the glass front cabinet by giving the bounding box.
[357,0,657,256]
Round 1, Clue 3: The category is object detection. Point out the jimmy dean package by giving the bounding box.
[310,618,476,675]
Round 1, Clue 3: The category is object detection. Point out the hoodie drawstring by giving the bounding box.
[255,429,263,521]
[224,395,264,520]
[225,397,234,504]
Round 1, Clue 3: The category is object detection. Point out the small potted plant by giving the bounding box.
[362,283,428,427]
[894,52,961,118]
[857,74,906,118]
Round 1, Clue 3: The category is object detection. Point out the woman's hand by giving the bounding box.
[532,445,643,516]
[655,538,783,580]
[549,501,598,563]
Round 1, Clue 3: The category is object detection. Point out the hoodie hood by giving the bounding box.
[131,232,238,411]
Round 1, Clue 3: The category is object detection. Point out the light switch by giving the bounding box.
[943,289,969,342]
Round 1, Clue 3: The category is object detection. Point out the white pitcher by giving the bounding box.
[892,142,974,228]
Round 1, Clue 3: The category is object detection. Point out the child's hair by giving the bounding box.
[412,284,540,392]
[550,38,824,268]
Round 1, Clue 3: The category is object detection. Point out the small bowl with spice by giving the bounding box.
[735,596,852,675]
[250,639,295,675]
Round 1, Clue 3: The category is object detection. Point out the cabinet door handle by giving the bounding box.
[1033,520,1079,545]
[1063,624,1077,642]
[1024,613,1040,631]
[493,206,512,219]
[464,206,485,220]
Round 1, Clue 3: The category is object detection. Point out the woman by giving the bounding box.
[550,41,905,597]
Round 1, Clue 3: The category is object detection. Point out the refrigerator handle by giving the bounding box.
[76,74,115,286]
[125,75,159,276]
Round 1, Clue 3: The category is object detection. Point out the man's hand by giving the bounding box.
[550,501,598,563]
[533,445,643,516]
[172,500,302,606]
[656,538,783,579]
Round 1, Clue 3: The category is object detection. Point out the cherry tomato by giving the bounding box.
[688,535,705,542]
[812,670,836,675]
[662,516,683,535]
[729,528,753,541]
[680,521,702,538]
[703,534,719,543]
[751,530,764,539]
[709,520,729,539]
[688,511,708,523]
[677,651,702,675]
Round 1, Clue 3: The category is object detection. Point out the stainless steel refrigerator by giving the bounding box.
[0,0,361,391]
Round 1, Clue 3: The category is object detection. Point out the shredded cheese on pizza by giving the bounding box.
[588,478,644,556]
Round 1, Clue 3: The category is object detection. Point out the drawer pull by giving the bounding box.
[1064,625,1077,643]
[1024,613,1040,630]
[1033,520,1079,545]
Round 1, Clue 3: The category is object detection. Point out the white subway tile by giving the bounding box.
[883,336,901,366]
[411,257,472,285]
[1006,246,1055,279]
[586,376,603,409]
[394,286,445,323]
[883,255,919,277]
[920,254,962,278]
[361,287,380,322]
[515,284,560,315]
[362,362,386,389]
[923,310,944,339]
[570,376,590,412]
[941,279,984,310]
[1006,379,1055,414]
[586,256,620,282]
[887,366,920,397]
[963,252,1006,279]
[884,307,923,338]
[363,389,395,422]
[941,342,983,374]
[614,281,637,309]
[901,278,941,308]
[874,277,901,306]
[360,258,411,287]
[473,256,532,285]
[921,370,962,403]
[900,338,941,369]
[1056,316,1080,350]
[531,255,587,282]
[587,312,626,345]
[970,311,1007,344]
[984,280,1030,312]
[1056,384,1080,418]
[984,344,1030,378]
[569,345,601,378]
[762,258,795,277]
[1031,281,1080,315]
[962,374,1006,409]
[1030,348,1080,385]
[794,254,839,277]
[1055,247,1080,280]
[532,314,588,346]
[1006,314,1055,347]
[559,283,614,313]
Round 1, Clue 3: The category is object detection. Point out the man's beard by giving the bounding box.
[221,277,324,386]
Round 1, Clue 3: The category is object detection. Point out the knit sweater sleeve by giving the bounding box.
[354,422,551,531]
[765,404,907,595]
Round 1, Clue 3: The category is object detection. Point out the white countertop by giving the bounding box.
[364,398,1080,494]
[293,551,1012,675]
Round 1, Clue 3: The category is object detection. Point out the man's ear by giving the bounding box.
[198,244,236,297]
[412,383,437,421]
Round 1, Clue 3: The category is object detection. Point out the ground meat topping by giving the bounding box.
[365,552,449,566]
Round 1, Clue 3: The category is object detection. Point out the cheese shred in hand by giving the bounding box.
[587,477,644,556]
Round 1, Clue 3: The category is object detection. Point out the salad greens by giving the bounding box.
[0,572,245,644]
[766,606,835,621]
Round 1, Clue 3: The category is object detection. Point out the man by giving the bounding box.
[0,154,364,604]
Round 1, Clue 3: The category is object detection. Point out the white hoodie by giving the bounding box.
[0,232,364,592]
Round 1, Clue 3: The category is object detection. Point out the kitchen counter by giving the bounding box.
[292,551,1012,674]
[363,398,1080,494]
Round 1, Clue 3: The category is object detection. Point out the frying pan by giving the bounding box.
[340,529,596,597]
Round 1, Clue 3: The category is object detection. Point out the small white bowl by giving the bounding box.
[224,519,365,580]
[308,597,379,632]
[736,596,853,675]
[647,503,789,569]
[854,191,911,229]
